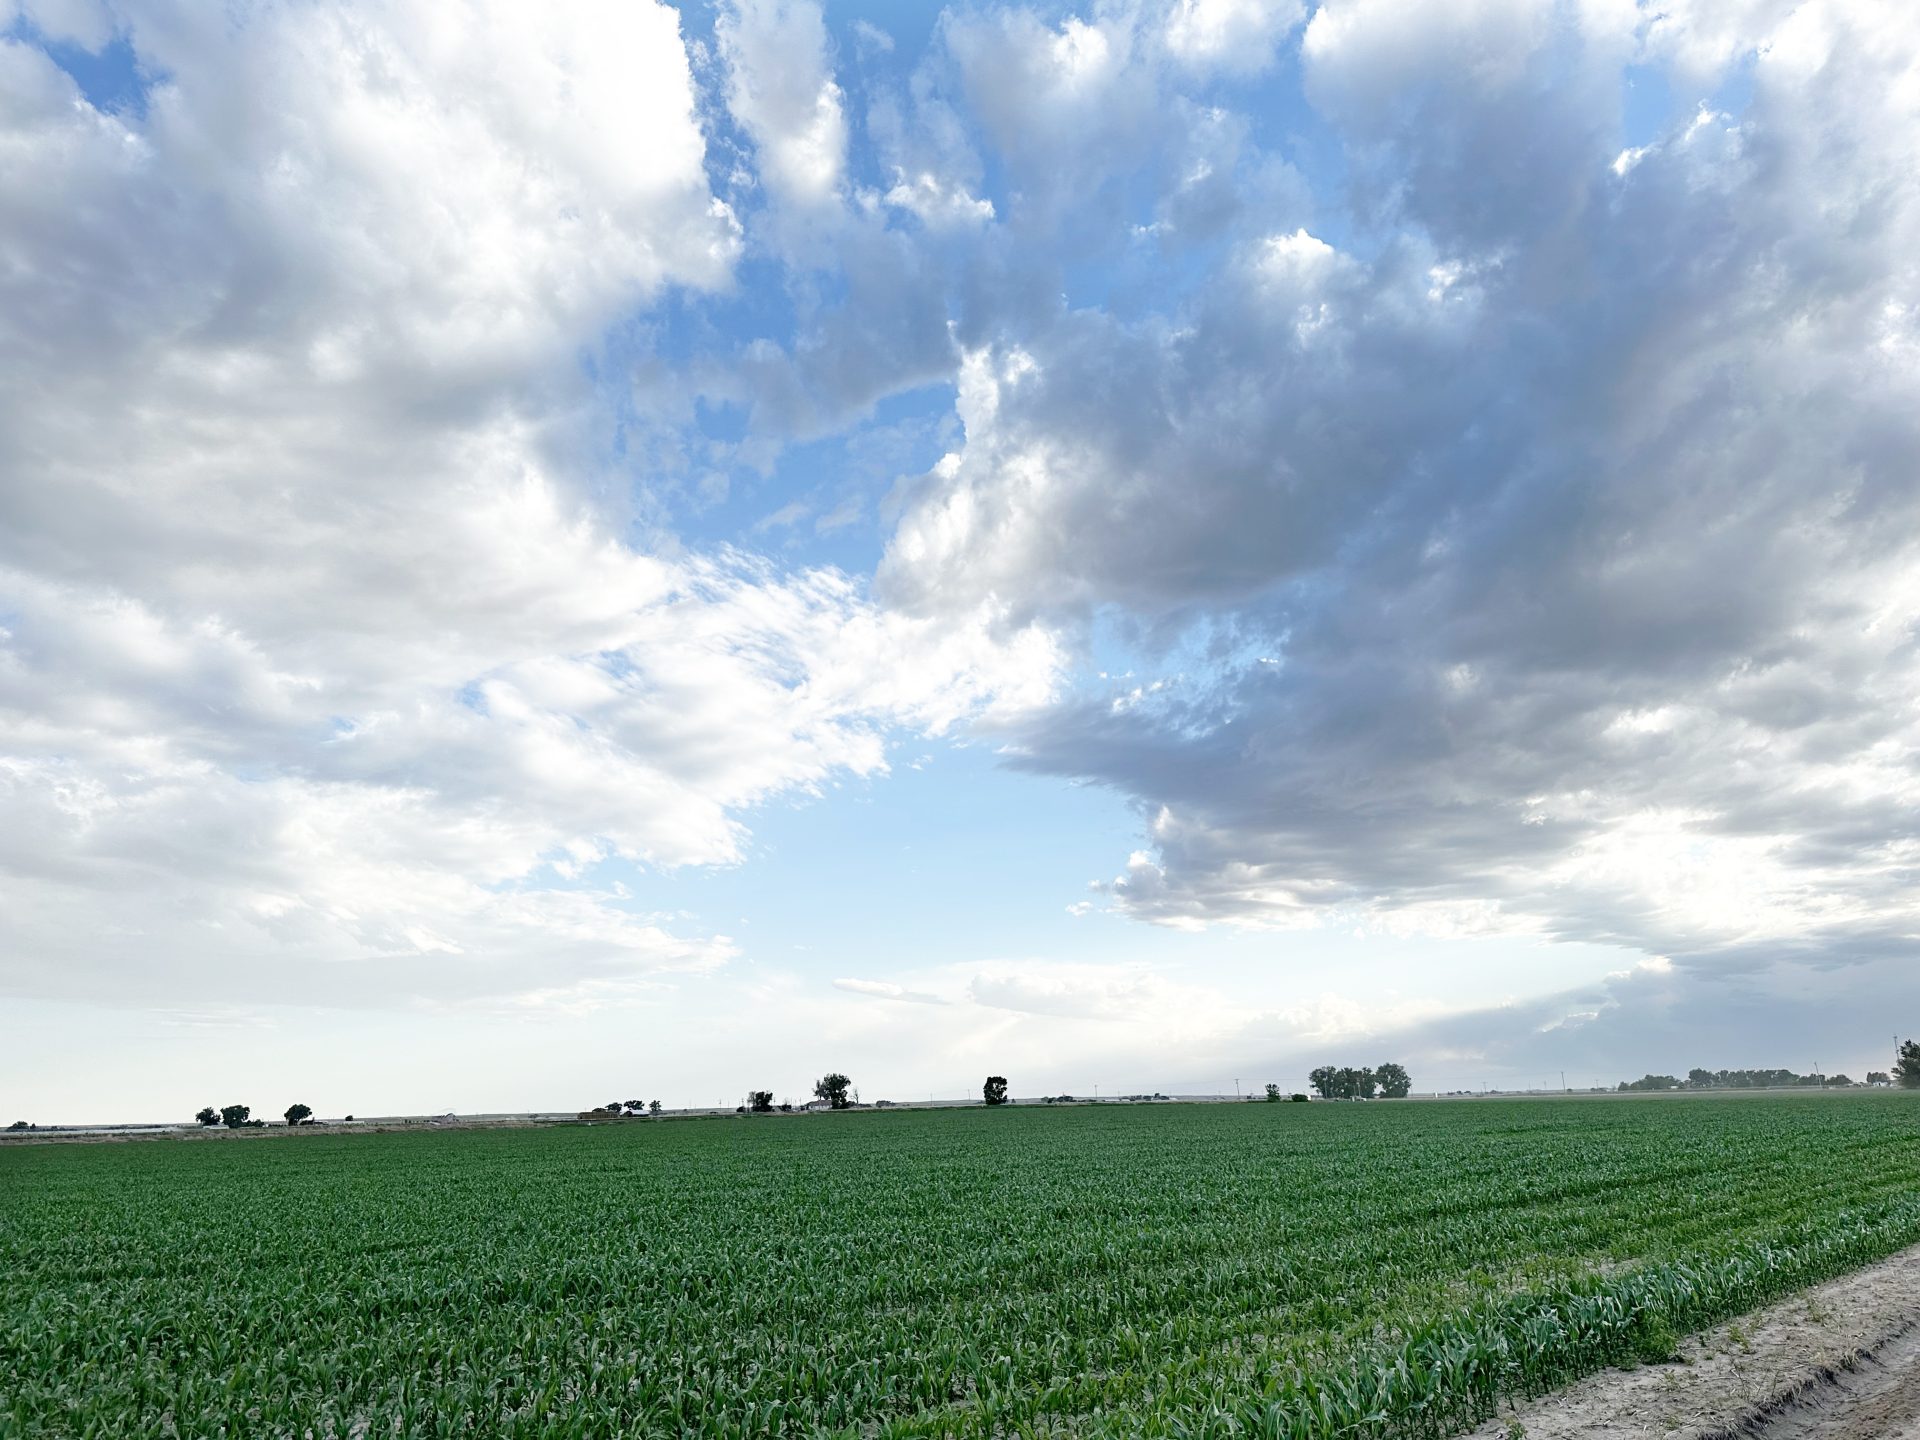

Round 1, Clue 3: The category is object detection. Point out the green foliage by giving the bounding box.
[813,1072,852,1109]
[283,1104,313,1126]
[1618,1075,1681,1092]
[747,1091,774,1113]
[983,1076,1009,1107]
[1672,1068,1834,1089]
[1375,1063,1413,1099]
[1308,1065,1378,1099]
[5,1094,1920,1437]
[1264,1083,1281,1102]
[217,1103,249,1129]
[1897,1040,1920,1089]
[194,1107,218,1127]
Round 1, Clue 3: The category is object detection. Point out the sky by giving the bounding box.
[2,0,1917,1122]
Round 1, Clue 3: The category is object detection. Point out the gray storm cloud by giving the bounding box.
[879,0,1920,1012]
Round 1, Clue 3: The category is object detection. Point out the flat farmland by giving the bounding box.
[5,1095,1920,1438]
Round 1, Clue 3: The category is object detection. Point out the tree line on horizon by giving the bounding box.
[172,1065,1427,1132]
[192,1103,322,1128]
[725,1070,1415,1111]
[1308,1063,1413,1100]
[584,1100,663,1118]
[1619,1041,1920,1092]
[157,1043,1920,1134]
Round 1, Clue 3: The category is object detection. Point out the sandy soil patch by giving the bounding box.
[1467,1243,1920,1440]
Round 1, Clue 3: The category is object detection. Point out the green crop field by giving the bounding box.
[5,1095,1920,1439]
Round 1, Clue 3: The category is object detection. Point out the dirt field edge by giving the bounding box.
[1691,1312,1918,1438]
[1466,1242,1920,1440]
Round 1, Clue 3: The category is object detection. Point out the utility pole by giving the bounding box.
[1234,1077,1241,1100]
[1560,1070,1567,1092]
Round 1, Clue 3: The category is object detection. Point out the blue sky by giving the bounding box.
[2,0,1917,1121]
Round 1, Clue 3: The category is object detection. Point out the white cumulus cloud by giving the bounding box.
[0,2,1058,1011]
[717,0,849,208]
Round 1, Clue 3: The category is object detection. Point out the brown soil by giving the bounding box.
[1467,1242,1920,1440]
[1705,1318,1920,1440]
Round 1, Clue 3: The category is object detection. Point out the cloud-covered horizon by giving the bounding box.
[3,0,1916,1114]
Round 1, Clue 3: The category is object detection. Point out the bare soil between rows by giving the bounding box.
[1467,1242,1920,1440]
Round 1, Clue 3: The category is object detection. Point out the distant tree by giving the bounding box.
[779,1102,792,1113]
[1375,1063,1413,1099]
[1897,1040,1920,1090]
[813,1073,853,1110]
[604,1101,623,1113]
[748,1090,774,1113]
[1867,1072,1891,1087]
[625,1100,644,1114]
[1264,1082,1281,1101]
[648,1100,662,1115]
[219,1104,250,1129]
[1828,1074,1855,1088]
[1290,1093,1309,1103]
[1309,1066,1382,1099]
[7,1120,28,1131]
[982,1076,1009,1106]
[283,1103,313,1126]
[195,1106,219,1127]
[1674,1066,1838,1090]
[1617,1075,1680,1092]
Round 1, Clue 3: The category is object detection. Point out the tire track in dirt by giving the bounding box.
[1467,1242,1920,1440]
[1708,1316,1920,1440]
